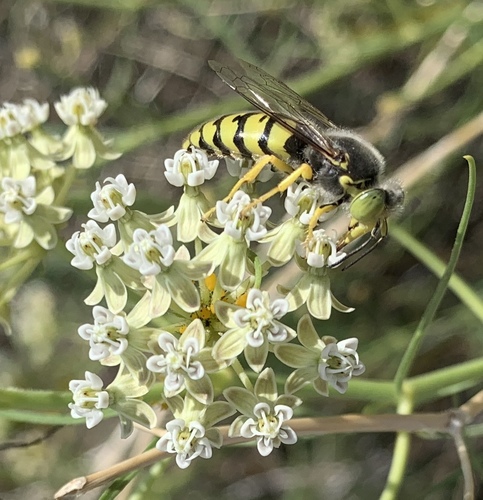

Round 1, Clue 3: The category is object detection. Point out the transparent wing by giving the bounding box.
[209,59,342,159]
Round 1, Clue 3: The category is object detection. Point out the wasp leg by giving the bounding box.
[241,162,313,215]
[331,219,388,269]
[202,155,291,221]
[304,202,340,243]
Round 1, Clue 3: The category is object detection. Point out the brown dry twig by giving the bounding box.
[55,390,483,499]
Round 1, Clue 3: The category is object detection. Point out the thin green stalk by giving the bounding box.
[390,225,483,324]
[54,164,77,206]
[380,397,414,500]
[253,256,263,289]
[0,247,40,272]
[231,359,254,391]
[405,357,483,405]
[394,157,476,391]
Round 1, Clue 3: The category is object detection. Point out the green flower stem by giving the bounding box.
[253,255,262,289]
[404,357,483,405]
[2,356,483,425]
[390,225,483,323]
[230,359,254,392]
[0,245,46,308]
[0,387,72,411]
[394,156,476,392]
[329,379,397,403]
[0,248,35,272]
[380,397,414,500]
[54,164,77,206]
[0,409,87,425]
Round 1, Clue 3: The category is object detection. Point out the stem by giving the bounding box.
[54,164,77,206]
[380,397,414,500]
[230,359,254,391]
[253,256,263,289]
[394,157,476,391]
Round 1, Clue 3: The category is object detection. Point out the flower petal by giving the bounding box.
[203,401,236,428]
[245,339,268,373]
[284,367,317,394]
[297,314,322,350]
[254,368,277,402]
[224,387,258,417]
[274,343,317,368]
[212,328,246,361]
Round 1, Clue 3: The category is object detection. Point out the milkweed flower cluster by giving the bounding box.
[0,89,120,331]
[66,139,367,469]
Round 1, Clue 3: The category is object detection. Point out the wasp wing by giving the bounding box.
[209,59,342,160]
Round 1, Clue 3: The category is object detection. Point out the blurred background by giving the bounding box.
[0,0,482,499]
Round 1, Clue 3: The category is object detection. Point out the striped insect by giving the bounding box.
[183,59,404,266]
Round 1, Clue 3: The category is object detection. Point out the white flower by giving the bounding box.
[318,338,365,394]
[68,371,110,429]
[157,418,213,469]
[192,192,271,290]
[22,99,50,131]
[164,148,219,187]
[275,315,365,396]
[54,87,107,126]
[88,174,137,222]
[214,291,295,372]
[0,103,30,138]
[0,177,37,223]
[224,368,300,455]
[233,289,291,347]
[216,190,271,242]
[66,220,117,270]
[147,332,204,391]
[284,181,325,225]
[78,306,130,361]
[122,225,175,276]
[296,229,345,268]
[123,225,211,318]
[240,402,297,456]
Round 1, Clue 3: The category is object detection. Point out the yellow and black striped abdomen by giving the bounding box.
[183,112,305,163]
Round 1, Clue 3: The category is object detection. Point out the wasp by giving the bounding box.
[183,58,404,266]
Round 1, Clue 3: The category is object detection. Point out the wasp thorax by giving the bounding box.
[327,129,386,186]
